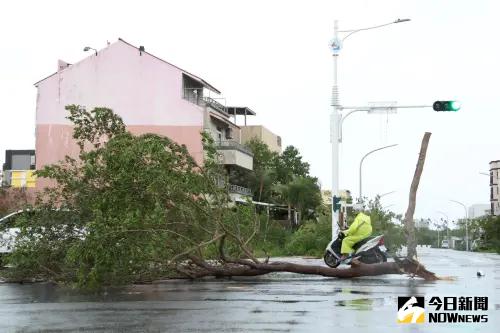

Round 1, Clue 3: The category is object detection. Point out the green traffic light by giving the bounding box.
[450,101,461,111]
[433,100,461,112]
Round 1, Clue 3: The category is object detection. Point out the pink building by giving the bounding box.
[35,39,256,197]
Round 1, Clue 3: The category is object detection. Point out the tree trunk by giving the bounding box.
[258,175,264,202]
[174,257,439,281]
[287,203,292,226]
[404,132,432,259]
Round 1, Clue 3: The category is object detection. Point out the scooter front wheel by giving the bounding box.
[324,252,340,268]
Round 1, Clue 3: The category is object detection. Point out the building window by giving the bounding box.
[182,74,203,105]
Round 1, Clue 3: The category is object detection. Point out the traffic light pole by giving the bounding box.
[340,105,432,110]
[330,18,412,241]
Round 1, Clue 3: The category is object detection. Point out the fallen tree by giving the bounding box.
[175,258,438,281]
[169,235,438,281]
[2,106,439,288]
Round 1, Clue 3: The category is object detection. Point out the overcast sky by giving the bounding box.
[1,0,499,222]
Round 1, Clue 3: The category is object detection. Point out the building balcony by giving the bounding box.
[216,178,252,197]
[203,97,228,116]
[216,140,253,171]
[182,90,229,115]
[216,140,252,155]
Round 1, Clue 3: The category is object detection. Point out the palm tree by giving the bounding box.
[273,176,322,226]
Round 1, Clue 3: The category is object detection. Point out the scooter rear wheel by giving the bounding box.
[358,248,387,264]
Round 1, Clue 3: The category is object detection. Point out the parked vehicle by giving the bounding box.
[441,239,449,248]
[323,231,388,268]
[1,209,82,266]
[0,210,24,264]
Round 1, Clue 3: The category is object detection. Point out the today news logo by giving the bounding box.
[397,296,488,324]
[397,296,425,323]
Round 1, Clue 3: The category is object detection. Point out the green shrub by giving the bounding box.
[284,215,331,257]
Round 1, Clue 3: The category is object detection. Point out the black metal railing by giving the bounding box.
[215,178,252,196]
[228,184,252,196]
[203,97,228,115]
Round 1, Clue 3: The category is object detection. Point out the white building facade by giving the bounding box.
[468,204,490,219]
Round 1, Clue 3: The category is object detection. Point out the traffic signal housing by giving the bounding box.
[333,196,341,213]
[433,101,461,112]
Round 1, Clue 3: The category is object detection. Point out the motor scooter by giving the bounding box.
[323,231,388,268]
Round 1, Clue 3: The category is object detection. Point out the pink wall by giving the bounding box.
[35,40,206,175]
[35,124,204,179]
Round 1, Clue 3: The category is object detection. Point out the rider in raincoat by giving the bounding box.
[340,205,372,259]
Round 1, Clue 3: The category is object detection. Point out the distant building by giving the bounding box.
[321,190,332,206]
[490,160,500,216]
[226,109,282,153]
[240,125,282,153]
[468,204,490,219]
[2,150,36,188]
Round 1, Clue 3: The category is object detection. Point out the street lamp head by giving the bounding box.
[83,46,98,56]
[394,18,411,23]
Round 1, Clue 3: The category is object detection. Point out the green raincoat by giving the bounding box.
[341,212,372,254]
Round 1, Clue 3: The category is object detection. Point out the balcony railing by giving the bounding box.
[216,140,253,156]
[215,178,252,196]
[182,91,230,116]
[203,97,228,116]
[228,184,252,196]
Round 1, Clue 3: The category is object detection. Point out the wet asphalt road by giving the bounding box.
[0,247,499,332]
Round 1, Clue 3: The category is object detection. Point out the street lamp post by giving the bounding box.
[329,18,410,240]
[450,200,469,251]
[359,144,398,200]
